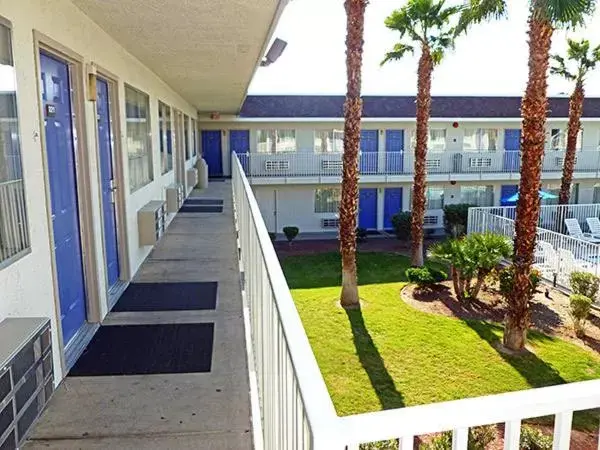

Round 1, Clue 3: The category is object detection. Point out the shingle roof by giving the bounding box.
[239,95,600,119]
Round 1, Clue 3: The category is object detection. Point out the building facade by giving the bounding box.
[200,95,600,234]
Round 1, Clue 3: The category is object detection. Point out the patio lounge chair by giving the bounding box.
[585,217,600,239]
[534,241,558,279]
[564,218,600,243]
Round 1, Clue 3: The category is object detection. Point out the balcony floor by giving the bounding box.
[24,181,252,450]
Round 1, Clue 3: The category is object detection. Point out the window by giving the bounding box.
[410,187,445,209]
[126,86,153,191]
[463,128,499,151]
[315,130,344,153]
[411,129,446,152]
[184,114,191,160]
[543,183,578,205]
[0,22,29,265]
[158,101,172,174]
[191,118,197,157]
[550,128,582,151]
[460,186,494,206]
[314,188,341,213]
[257,129,296,153]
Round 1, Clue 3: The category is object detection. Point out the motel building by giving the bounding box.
[1,0,600,449]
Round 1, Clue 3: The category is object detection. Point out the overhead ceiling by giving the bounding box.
[72,0,285,114]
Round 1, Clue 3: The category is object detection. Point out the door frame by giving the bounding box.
[92,65,131,305]
[33,31,101,373]
[173,109,187,191]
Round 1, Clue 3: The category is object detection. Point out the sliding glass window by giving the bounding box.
[125,85,153,191]
[158,101,172,174]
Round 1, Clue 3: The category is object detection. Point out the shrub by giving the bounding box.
[406,267,436,288]
[360,439,399,450]
[356,227,368,243]
[391,211,411,241]
[282,226,299,245]
[443,204,474,237]
[428,267,448,283]
[570,293,592,337]
[520,425,552,450]
[419,426,495,450]
[268,232,277,242]
[570,271,600,300]
[498,266,541,299]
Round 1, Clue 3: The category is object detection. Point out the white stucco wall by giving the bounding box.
[0,0,197,381]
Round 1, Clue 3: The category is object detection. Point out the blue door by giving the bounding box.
[40,52,87,345]
[230,130,250,173]
[201,130,223,177]
[359,188,378,230]
[360,130,378,174]
[385,130,404,173]
[96,78,120,290]
[500,185,518,207]
[504,129,521,171]
[384,188,403,230]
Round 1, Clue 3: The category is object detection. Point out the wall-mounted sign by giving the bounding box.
[45,104,57,118]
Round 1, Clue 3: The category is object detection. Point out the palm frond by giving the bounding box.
[456,0,507,35]
[381,43,415,66]
[551,37,600,83]
[534,0,595,28]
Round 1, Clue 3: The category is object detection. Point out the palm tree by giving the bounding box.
[340,0,368,308]
[382,0,463,267]
[461,0,595,350]
[551,38,600,205]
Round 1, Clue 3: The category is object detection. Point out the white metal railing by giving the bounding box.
[235,148,600,179]
[0,179,30,265]
[232,153,600,449]
[468,205,600,291]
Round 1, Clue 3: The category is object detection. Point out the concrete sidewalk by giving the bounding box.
[25,181,252,450]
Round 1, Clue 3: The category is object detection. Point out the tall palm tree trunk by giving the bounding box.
[340,0,367,308]
[558,81,584,205]
[411,46,433,267]
[505,14,553,351]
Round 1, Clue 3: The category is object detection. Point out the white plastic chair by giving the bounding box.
[564,218,600,243]
[585,217,600,239]
[534,241,558,279]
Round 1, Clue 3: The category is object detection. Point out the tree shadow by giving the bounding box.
[466,320,566,388]
[529,301,564,334]
[345,307,405,410]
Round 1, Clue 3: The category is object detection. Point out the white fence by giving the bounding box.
[468,205,600,290]
[232,154,600,449]
[0,179,30,264]
[236,148,600,179]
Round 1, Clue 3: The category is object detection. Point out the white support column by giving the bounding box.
[222,130,231,176]
[378,129,386,175]
[403,185,411,212]
[377,187,385,230]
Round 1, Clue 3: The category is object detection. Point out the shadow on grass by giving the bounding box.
[345,307,405,410]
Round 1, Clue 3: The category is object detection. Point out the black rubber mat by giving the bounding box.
[69,324,214,376]
[184,198,223,206]
[113,282,217,312]
[179,205,223,213]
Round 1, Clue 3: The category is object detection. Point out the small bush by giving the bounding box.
[570,271,600,300]
[418,426,495,450]
[443,204,474,237]
[428,267,448,283]
[499,266,541,298]
[391,211,411,241]
[520,425,552,450]
[357,227,368,243]
[282,226,299,245]
[570,293,593,337]
[419,433,451,450]
[406,267,436,288]
[268,232,277,242]
[360,439,399,450]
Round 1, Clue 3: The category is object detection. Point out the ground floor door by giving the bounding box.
[96,77,120,291]
[359,188,378,230]
[360,130,378,174]
[500,185,518,206]
[503,129,521,171]
[385,130,404,173]
[40,52,87,345]
[384,188,403,230]
[202,130,223,177]
[230,130,250,173]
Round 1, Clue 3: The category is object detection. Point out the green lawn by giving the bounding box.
[281,252,600,430]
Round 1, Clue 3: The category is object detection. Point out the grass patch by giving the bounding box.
[281,252,600,430]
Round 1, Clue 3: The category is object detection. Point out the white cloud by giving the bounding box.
[249,0,600,96]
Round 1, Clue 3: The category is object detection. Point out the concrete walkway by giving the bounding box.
[25,181,252,450]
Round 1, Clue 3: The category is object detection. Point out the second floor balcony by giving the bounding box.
[237,148,600,183]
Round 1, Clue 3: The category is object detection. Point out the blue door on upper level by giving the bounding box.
[40,52,87,345]
[359,188,378,230]
[360,130,378,174]
[96,77,120,290]
[384,188,403,230]
[504,129,521,171]
[385,130,404,173]
[230,130,250,173]
[500,185,519,206]
[202,130,223,177]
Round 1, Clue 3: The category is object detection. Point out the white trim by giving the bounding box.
[200,117,600,124]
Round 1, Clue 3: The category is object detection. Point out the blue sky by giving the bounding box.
[249,0,600,96]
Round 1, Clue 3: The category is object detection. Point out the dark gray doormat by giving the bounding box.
[179,205,223,213]
[69,324,214,376]
[112,282,217,312]
[185,198,224,206]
